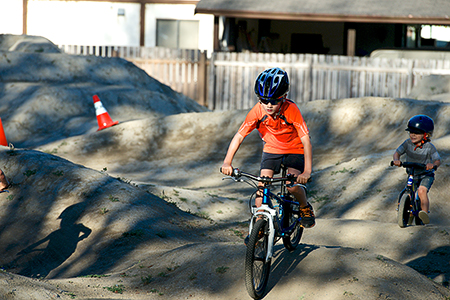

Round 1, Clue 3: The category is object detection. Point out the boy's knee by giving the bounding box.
[418,186,428,196]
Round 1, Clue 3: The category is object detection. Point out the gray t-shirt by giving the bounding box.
[395,139,440,175]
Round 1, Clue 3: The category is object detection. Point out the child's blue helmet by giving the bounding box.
[254,67,289,100]
[406,115,434,135]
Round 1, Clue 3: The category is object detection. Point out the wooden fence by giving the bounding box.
[60,45,450,110]
[60,45,207,106]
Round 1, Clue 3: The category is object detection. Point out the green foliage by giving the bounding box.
[52,170,64,176]
[122,229,144,238]
[79,274,109,278]
[103,284,125,294]
[189,272,197,280]
[156,232,167,238]
[331,167,355,175]
[108,195,119,202]
[216,266,229,274]
[23,169,37,177]
[141,275,152,285]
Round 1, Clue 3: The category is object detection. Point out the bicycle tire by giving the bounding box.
[412,197,424,226]
[282,203,303,251]
[244,218,271,299]
[398,193,412,228]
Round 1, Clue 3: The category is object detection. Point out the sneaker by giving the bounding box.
[300,203,316,228]
[418,210,430,224]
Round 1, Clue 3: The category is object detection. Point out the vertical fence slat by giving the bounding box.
[57,44,450,110]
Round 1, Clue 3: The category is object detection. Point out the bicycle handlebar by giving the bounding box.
[221,167,312,183]
[390,161,436,171]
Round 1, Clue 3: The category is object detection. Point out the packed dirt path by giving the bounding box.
[1,34,450,299]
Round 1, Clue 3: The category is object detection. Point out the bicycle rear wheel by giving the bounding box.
[245,218,271,299]
[413,197,424,226]
[398,193,412,228]
[282,203,303,251]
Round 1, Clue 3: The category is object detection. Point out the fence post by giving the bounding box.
[208,53,217,109]
[305,55,313,101]
[198,51,208,107]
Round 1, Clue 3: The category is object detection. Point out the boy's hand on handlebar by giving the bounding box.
[426,163,437,171]
[296,171,311,184]
[220,164,233,176]
[392,160,401,167]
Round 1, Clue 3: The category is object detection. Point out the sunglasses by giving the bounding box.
[259,97,283,105]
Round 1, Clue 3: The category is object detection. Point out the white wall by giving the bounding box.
[0,0,215,53]
[146,4,214,54]
[27,0,141,46]
[0,0,23,34]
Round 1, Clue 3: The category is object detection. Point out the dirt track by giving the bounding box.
[1,34,450,299]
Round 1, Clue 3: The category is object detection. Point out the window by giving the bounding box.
[421,25,450,47]
[156,19,199,49]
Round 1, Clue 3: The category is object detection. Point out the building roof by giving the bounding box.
[195,0,450,24]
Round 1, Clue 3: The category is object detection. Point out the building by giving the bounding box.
[2,0,450,57]
[195,0,450,56]
[0,0,214,54]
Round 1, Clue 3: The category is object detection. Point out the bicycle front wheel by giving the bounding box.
[398,193,412,228]
[282,203,303,251]
[245,218,271,299]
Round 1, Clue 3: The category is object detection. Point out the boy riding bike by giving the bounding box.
[392,115,441,224]
[220,67,315,233]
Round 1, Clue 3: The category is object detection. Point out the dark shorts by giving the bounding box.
[414,174,434,190]
[260,152,305,174]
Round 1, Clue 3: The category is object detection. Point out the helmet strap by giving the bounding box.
[274,98,285,119]
[413,134,428,151]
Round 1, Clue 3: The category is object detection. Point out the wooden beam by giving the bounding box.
[195,9,450,25]
[140,1,145,46]
[213,16,219,51]
[347,29,356,57]
[23,0,27,34]
[68,0,199,4]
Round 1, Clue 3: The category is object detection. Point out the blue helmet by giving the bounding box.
[254,67,289,100]
[406,115,434,135]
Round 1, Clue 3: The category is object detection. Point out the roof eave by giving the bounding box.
[194,9,450,25]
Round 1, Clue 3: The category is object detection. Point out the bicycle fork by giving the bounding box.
[249,204,277,262]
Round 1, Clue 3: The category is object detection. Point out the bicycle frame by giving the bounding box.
[224,168,303,262]
[398,176,418,213]
[249,188,301,262]
[392,161,430,226]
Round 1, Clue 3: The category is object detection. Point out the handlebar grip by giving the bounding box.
[220,167,241,177]
[390,161,402,167]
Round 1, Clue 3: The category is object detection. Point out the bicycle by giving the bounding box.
[222,166,308,299]
[391,161,436,228]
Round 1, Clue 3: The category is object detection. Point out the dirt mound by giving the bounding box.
[1,35,450,300]
[407,74,450,102]
[0,35,207,148]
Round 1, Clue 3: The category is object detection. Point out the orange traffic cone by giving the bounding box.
[93,95,119,131]
[0,118,7,146]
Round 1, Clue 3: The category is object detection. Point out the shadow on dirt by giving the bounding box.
[10,203,91,278]
[265,243,320,296]
[406,245,450,287]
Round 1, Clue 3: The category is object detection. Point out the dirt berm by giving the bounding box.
[0,34,450,300]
